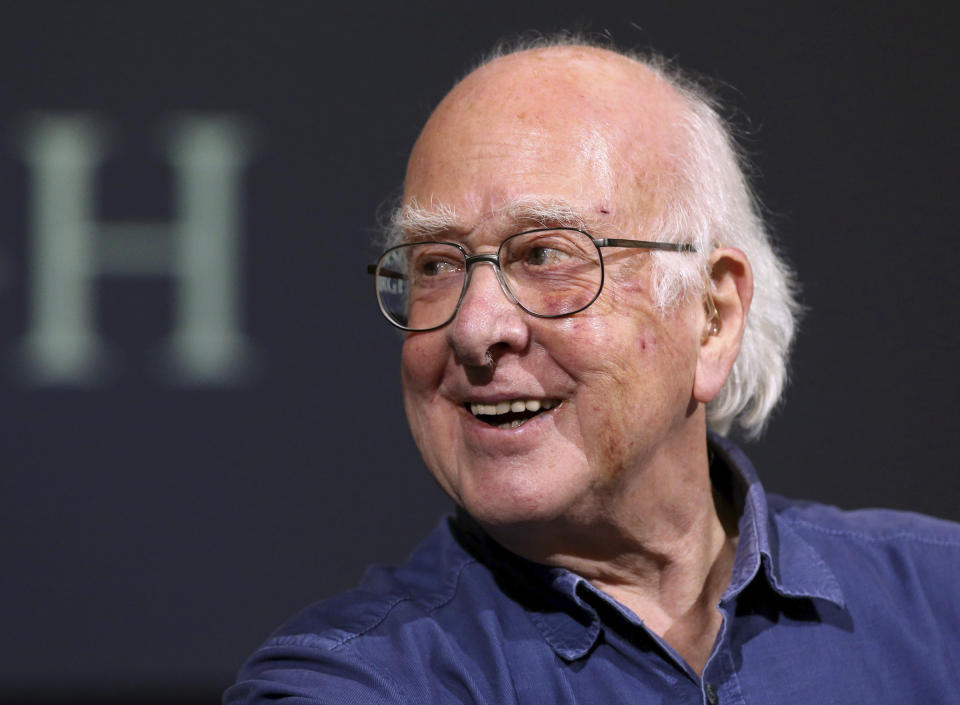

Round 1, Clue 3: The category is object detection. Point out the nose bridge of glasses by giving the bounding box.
[460,252,519,307]
[464,252,500,268]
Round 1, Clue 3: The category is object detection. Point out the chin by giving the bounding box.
[454,461,581,530]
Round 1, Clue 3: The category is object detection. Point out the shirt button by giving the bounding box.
[704,683,719,705]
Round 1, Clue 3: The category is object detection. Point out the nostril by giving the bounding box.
[463,361,496,385]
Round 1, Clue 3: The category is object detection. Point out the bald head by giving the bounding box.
[418,45,681,136]
[403,46,690,232]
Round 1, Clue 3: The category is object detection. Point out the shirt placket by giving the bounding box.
[700,601,747,705]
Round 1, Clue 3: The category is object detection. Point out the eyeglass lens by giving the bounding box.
[375,229,603,331]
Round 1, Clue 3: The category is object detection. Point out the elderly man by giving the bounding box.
[227,40,960,704]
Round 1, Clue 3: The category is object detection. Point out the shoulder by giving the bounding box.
[273,519,479,649]
[768,495,960,616]
[225,517,494,704]
[768,494,960,548]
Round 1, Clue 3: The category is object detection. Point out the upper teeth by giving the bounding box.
[469,399,557,416]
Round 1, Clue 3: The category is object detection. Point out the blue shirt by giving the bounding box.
[226,435,960,704]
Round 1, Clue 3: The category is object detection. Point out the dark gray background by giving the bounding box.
[1,1,957,702]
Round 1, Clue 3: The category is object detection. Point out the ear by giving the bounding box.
[693,248,753,404]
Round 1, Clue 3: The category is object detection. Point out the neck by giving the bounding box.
[484,432,740,675]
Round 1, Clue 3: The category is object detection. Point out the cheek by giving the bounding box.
[401,333,446,393]
[549,304,695,474]
[400,335,450,471]
[549,297,661,376]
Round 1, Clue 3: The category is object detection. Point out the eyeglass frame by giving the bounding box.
[367,227,698,332]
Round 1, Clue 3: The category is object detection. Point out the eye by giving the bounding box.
[525,246,569,266]
[409,244,464,280]
[422,259,459,276]
[501,230,594,273]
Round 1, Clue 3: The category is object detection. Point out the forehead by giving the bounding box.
[402,47,686,239]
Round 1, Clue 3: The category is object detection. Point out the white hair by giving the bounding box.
[612,50,799,439]
[386,35,800,439]
[659,75,799,438]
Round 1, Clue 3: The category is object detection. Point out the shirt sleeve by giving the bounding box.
[224,634,410,705]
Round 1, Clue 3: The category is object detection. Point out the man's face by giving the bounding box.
[399,50,706,547]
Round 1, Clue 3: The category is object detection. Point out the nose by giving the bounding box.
[445,258,530,368]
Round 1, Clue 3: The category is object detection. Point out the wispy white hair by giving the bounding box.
[387,34,800,439]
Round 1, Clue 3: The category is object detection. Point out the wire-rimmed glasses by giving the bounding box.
[368,227,696,332]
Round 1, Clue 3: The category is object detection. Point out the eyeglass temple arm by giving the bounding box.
[367,264,407,280]
[596,238,697,253]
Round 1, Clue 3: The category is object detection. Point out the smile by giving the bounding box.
[466,399,561,430]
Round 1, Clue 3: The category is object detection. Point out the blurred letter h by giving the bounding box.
[20,115,252,384]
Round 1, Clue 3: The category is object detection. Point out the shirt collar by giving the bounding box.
[452,434,845,662]
[708,432,845,608]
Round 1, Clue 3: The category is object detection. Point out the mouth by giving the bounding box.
[465,398,561,430]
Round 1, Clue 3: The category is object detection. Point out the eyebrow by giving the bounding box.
[389,200,462,244]
[389,196,603,245]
